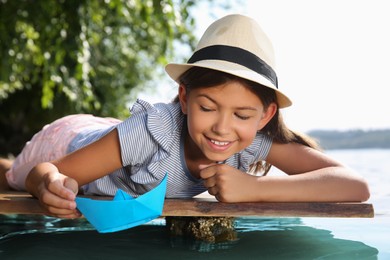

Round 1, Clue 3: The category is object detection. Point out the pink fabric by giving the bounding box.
[5,114,121,190]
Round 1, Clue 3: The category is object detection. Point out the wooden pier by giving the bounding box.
[0,191,374,218]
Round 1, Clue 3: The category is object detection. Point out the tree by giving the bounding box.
[0,0,199,156]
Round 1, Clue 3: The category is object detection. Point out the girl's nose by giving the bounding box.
[212,114,231,135]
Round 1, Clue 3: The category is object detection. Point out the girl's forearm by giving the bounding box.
[253,166,370,202]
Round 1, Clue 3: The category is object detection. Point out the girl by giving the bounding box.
[0,14,370,218]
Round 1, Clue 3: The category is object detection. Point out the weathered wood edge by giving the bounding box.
[0,191,374,218]
[163,199,374,218]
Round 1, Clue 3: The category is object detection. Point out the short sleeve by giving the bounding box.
[116,99,181,167]
[233,132,273,172]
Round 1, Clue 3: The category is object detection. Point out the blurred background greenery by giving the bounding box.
[0,0,235,156]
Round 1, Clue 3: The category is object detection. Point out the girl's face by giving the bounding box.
[179,80,276,163]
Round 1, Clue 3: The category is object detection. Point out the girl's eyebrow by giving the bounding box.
[197,94,258,111]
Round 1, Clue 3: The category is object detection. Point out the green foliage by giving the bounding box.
[0,0,199,155]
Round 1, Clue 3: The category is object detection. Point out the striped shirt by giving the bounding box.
[68,99,272,198]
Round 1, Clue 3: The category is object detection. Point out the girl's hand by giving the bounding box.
[25,129,123,218]
[38,171,80,218]
[26,163,81,219]
[199,164,257,203]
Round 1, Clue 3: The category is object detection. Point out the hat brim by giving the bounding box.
[165,60,292,108]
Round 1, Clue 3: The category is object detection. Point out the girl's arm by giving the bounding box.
[201,142,370,203]
[25,129,123,218]
[52,128,123,185]
[263,142,370,202]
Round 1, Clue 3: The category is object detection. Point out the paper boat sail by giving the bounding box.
[75,174,167,233]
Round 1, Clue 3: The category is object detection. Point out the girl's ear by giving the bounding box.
[257,102,277,130]
[178,84,188,114]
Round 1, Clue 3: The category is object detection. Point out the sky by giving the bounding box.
[140,0,390,133]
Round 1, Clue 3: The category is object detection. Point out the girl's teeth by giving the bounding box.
[211,140,229,146]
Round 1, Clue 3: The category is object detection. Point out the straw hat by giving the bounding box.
[165,14,292,108]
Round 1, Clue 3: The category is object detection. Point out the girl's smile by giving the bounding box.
[206,136,234,152]
[179,80,275,168]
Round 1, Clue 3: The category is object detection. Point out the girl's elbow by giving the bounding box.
[339,167,370,202]
[359,181,371,202]
[353,179,370,202]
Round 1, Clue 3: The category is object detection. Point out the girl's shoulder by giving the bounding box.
[239,132,273,162]
[129,98,183,132]
[118,99,184,152]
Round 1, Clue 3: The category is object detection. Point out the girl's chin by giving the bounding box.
[203,152,230,163]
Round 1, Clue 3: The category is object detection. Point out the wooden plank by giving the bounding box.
[0,191,43,215]
[163,199,374,218]
[0,191,374,218]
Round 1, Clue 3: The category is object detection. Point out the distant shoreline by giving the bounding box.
[306,129,390,150]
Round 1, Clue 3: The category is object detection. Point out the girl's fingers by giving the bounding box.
[40,188,77,210]
[44,207,82,219]
[45,173,77,200]
[198,163,217,171]
[199,164,218,179]
[207,186,218,196]
[199,165,221,196]
[64,177,79,195]
[202,177,217,188]
[37,172,81,218]
[39,189,80,218]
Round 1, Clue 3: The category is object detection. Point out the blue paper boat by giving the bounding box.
[75,174,167,233]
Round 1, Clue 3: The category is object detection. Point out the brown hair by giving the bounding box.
[174,67,321,175]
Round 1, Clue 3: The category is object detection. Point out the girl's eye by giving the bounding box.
[200,106,213,112]
[235,114,250,120]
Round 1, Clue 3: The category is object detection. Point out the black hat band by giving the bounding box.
[187,45,278,88]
